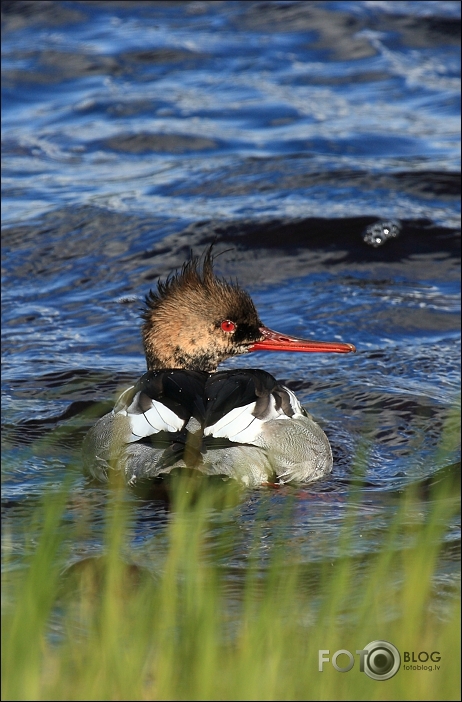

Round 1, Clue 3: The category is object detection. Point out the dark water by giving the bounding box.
[2,2,460,591]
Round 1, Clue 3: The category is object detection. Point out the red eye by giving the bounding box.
[221,320,236,333]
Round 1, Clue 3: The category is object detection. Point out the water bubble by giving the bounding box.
[363,221,401,247]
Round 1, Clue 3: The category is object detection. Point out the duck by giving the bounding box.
[83,246,355,487]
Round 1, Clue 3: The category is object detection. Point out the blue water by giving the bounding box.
[2,2,460,592]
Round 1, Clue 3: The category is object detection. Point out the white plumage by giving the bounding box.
[119,392,185,442]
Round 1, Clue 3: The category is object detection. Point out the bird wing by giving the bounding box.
[114,369,208,442]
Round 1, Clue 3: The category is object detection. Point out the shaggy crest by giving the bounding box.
[141,246,263,372]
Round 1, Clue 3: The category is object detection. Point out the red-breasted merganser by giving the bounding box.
[83,247,355,487]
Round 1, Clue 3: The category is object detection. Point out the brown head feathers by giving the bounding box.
[142,246,264,372]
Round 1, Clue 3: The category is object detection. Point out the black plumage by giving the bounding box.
[122,369,209,422]
[204,369,284,426]
[120,368,290,437]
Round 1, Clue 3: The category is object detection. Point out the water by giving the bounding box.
[2,1,460,597]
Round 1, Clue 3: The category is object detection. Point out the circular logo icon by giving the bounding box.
[363,640,401,680]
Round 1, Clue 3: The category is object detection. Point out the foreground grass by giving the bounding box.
[2,461,460,702]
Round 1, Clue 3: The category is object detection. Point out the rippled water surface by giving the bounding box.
[2,1,460,591]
